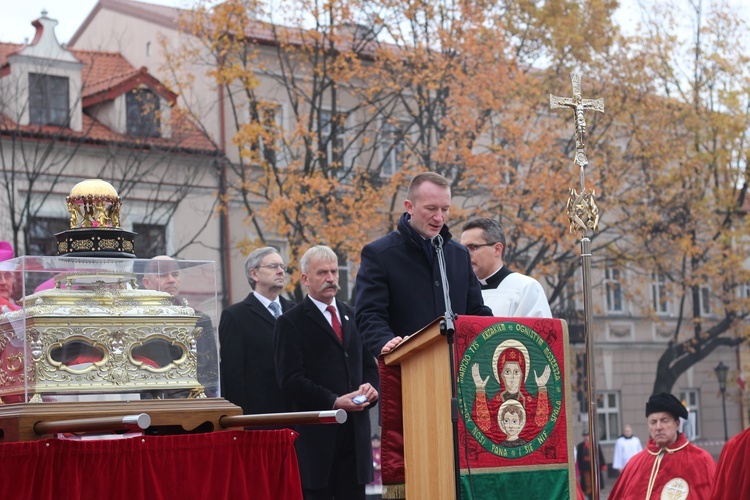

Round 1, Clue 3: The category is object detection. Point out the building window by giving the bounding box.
[699,286,712,316]
[575,352,588,412]
[127,88,160,138]
[381,121,406,177]
[555,275,583,342]
[29,73,69,126]
[596,391,621,444]
[559,276,579,312]
[260,104,281,167]
[133,223,166,258]
[652,272,671,315]
[27,216,69,257]
[678,389,700,439]
[741,282,750,314]
[319,111,346,174]
[25,216,68,292]
[604,267,623,313]
[336,253,351,303]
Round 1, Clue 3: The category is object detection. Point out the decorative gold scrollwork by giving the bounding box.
[99,239,119,250]
[6,353,24,372]
[71,240,94,251]
[566,188,600,234]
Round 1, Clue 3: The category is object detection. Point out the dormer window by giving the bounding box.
[127,88,160,138]
[29,73,69,127]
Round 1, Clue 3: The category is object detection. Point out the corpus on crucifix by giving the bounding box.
[550,73,604,169]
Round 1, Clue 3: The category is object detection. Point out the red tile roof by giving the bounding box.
[0,108,216,153]
[75,50,144,98]
[0,42,215,153]
[0,42,22,69]
[73,50,177,106]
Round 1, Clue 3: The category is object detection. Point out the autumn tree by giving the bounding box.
[168,0,623,304]
[593,0,750,393]
[166,0,408,300]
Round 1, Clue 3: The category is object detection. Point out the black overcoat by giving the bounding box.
[274,296,379,489]
[219,292,294,414]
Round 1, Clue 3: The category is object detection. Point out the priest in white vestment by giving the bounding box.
[460,218,552,318]
[612,424,643,471]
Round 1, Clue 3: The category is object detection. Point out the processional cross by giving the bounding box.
[550,73,604,234]
[550,72,605,500]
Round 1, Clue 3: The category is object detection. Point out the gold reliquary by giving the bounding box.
[0,256,219,404]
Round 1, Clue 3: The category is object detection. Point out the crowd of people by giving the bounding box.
[2,171,748,500]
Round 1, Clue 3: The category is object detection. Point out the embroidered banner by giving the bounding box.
[455,316,576,499]
[378,316,576,499]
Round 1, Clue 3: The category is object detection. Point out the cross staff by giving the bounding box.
[551,72,605,500]
[550,73,604,168]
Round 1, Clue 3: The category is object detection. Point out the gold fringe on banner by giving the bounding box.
[382,483,406,499]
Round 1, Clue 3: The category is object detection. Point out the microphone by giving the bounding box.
[432,233,455,333]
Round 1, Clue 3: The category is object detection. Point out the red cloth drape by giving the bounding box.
[378,357,405,490]
[711,427,750,500]
[0,430,302,500]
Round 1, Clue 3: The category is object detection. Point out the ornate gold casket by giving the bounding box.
[0,180,236,442]
[0,256,220,404]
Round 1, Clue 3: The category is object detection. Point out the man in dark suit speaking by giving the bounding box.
[355,171,491,355]
[275,245,379,500]
[219,247,294,414]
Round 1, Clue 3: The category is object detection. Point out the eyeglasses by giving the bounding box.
[257,263,288,272]
[465,242,497,252]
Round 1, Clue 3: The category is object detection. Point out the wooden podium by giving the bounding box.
[383,319,456,499]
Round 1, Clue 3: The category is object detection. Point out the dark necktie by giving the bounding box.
[326,305,343,343]
[268,301,281,319]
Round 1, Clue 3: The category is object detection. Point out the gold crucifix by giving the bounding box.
[550,73,604,168]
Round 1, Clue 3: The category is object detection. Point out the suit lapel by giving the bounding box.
[304,297,344,347]
[245,293,275,326]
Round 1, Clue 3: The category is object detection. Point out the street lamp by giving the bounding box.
[714,361,729,442]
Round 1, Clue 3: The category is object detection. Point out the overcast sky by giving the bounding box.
[0,0,747,48]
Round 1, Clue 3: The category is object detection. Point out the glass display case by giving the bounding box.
[0,256,219,404]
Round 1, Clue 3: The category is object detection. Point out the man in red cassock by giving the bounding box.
[710,426,750,500]
[609,392,716,500]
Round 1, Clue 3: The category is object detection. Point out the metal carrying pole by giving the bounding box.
[219,409,347,428]
[551,72,604,500]
[34,413,151,436]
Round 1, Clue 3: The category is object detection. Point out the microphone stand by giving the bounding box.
[433,234,462,500]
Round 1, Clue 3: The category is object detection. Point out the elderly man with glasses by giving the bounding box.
[460,218,551,318]
[219,246,294,415]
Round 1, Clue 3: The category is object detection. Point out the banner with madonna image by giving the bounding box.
[455,316,576,499]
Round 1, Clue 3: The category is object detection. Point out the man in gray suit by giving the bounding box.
[219,247,294,414]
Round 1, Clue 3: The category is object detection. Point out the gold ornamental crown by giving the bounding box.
[66,179,122,229]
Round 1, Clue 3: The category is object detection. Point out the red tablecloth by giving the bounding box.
[0,430,302,500]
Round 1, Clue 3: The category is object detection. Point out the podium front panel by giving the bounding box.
[455,317,575,499]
